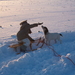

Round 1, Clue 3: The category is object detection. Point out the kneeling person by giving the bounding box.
[16,20,43,54]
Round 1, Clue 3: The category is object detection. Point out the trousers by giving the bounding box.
[17,38,30,53]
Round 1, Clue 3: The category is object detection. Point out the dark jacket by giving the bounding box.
[17,21,43,41]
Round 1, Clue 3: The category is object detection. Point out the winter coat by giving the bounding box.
[17,23,39,41]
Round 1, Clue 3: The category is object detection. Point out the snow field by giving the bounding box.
[0,31,75,75]
[0,0,75,75]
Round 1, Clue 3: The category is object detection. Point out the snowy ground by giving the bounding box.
[0,0,75,75]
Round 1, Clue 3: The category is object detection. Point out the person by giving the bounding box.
[16,20,43,54]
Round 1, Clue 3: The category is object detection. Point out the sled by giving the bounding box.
[9,37,45,52]
[9,42,24,48]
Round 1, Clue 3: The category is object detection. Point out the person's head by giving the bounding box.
[20,20,29,25]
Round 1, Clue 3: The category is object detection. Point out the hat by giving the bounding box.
[20,20,28,25]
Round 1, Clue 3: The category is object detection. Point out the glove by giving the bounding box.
[38,22,43,25]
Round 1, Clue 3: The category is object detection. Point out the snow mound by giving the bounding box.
[0,31,75,75]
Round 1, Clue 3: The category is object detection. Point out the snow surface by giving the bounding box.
[0,0,75,75]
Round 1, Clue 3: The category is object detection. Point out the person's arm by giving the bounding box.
[27,35,35,42]
[30,22,43,28]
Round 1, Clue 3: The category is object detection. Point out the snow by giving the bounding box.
[0,0,75,75]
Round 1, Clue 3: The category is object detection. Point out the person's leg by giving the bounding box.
[20,45,27,52]
[20,38,30,52]
[16,46,21,54]
[22,38,30,46]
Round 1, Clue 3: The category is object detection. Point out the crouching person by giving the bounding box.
[16,20,43,54]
